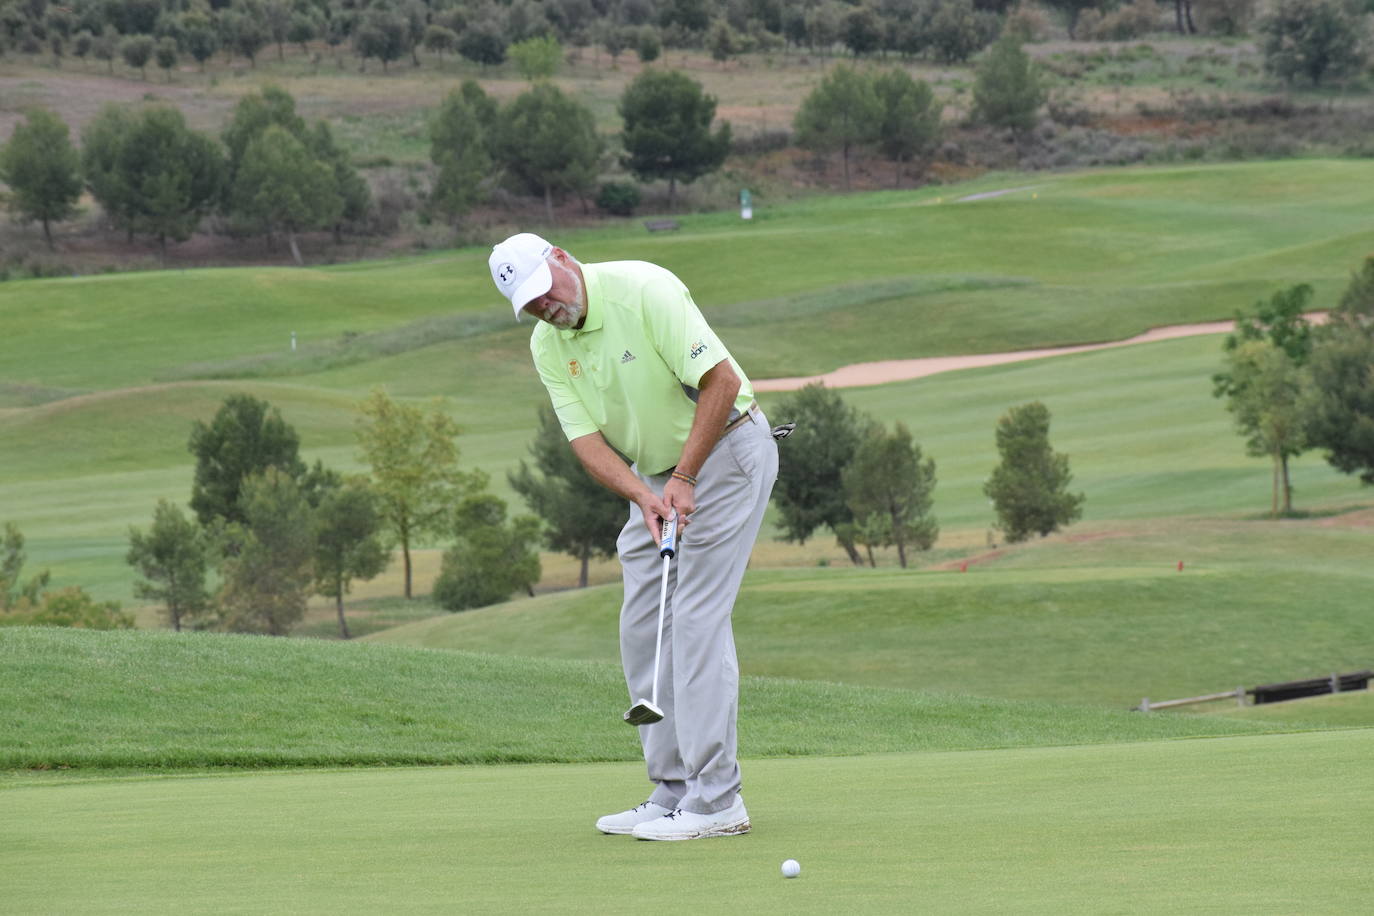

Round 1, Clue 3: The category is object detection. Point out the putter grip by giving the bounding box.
[659,513,678,558]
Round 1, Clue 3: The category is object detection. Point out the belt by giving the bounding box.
[723,401,760,436]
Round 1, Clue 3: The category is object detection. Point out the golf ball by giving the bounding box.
[781,859,801,878]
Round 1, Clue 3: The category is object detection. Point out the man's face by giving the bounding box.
[522,253,585,330]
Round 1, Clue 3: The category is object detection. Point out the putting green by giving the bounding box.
[4,729,1368,914]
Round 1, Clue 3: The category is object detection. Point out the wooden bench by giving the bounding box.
[643,219,679,232]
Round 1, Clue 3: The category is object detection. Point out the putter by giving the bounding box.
[623,511,678,726]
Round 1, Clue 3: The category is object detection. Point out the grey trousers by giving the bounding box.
[617,409,778,815]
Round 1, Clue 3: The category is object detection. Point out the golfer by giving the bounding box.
[489,233,778,841]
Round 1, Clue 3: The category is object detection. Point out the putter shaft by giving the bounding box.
[623,513,678,726]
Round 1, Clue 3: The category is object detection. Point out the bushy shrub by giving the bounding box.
[1215,126,1302,160]
[371,170,420,234]
[1259,0,1367,86]
[1047,94,1094,127]
[0,586,134,630]
[730,129,793,156]
[1020,125,1156,170]
[0,257,77,280]
[1082,0,1165,41]
[596,180,641,216]
[1004,3,1050,41]
[927,0,998,64]
[971,35,1047,133]
[432,495,540,612]
[635,25,662,62]
[1195,0,1256,36]
[1074,9,1105,39]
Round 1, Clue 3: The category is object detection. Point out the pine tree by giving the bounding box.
[494,84,601,222]
[619,69,731,211]
[984,402,1084,542]
[508,405,624,588]
[127,500,211,632]
[0,108,82,250]
[312,480,389,639]
[771,384,878,566]
[794,64,881,190]
[216,469,315,635]
[188,394,306,527]
[842,423,938,568]
[971,35,1046,134]
[428,85,492,224]
[231,125,342,264]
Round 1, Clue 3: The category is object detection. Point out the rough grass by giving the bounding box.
[1214,687,1374,728]
[367,517,1374,712]
[0,627,1287,772]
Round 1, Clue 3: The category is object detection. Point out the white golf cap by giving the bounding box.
[489,232,554,317]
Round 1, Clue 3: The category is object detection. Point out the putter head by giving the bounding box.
[623,698,664,726]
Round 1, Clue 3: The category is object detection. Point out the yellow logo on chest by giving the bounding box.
[568,359,582,379]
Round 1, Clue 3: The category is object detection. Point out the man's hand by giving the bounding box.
[567,433,697,547]
[637,491,678,546]
[662,476,695,528]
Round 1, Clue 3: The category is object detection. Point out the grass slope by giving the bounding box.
[1218,688,1374,728]
[829,334,1365,527]
[4,729,1369,914]
[0,628,1288,772]
[368,517,1374,712]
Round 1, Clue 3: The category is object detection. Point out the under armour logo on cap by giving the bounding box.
[489,233,554,317]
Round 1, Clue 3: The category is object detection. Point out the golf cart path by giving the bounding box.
[754,318,1266,392]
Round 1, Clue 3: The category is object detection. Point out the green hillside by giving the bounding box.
[5,334,1368,603]
[368,518,1374,710]
[0,628,1287,772]
[2,160,1372,605]
[5,161,1374,392]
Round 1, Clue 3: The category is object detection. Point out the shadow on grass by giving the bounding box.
[1238,503,1373,522]
[292,595,448,640]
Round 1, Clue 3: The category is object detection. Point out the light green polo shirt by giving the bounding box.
[530,260,754,475]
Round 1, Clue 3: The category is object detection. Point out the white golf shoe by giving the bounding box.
[631,797,750,841]
[595,801,675,835]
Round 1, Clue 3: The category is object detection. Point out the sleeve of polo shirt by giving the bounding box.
[531,336,598,442]
[640,273,729,388]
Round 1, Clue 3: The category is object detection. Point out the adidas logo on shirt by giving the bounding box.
[621,350,636,363]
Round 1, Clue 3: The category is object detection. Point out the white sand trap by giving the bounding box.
[752,317,1326,392]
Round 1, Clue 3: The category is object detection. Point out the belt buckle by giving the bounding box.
[724,402,758,435]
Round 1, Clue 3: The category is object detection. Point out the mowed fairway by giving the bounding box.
[4,730,1369,915]
[4,160,1374,599]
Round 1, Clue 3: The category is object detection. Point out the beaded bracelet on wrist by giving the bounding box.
[671,470,698,487]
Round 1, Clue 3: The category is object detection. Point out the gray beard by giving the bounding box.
[546,300,584,329]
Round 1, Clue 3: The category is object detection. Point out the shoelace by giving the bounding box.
[665,809,682,820]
